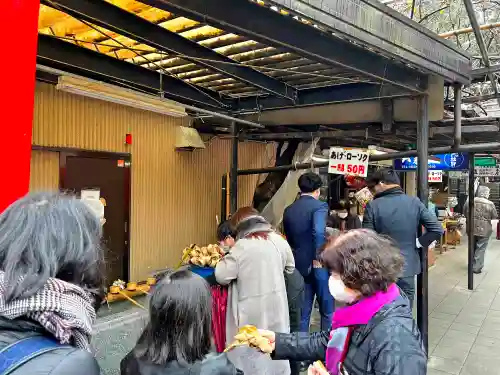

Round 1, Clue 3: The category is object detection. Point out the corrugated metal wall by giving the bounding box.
[31,82,274,280]
[30,150,59,191]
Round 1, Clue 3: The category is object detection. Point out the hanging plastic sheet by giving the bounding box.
[260,139,319,228]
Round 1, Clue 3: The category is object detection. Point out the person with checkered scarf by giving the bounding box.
[0,192,104,375]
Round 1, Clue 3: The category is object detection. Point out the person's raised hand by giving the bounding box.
[307,363,329,375]
[257,329,276,352]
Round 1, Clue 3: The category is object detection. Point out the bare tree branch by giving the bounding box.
[419,6,449,24]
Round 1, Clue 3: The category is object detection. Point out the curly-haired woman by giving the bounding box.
[260,229,426,375]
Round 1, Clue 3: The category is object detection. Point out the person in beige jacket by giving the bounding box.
[215,207,294,375]
[464,185,498,273]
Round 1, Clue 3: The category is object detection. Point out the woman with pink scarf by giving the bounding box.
[260,229,426,375]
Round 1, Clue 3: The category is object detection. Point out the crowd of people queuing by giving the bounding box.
[6,166,496,374]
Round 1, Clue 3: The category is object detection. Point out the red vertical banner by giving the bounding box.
[0,1,40,212]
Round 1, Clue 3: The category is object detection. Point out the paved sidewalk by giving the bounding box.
[428,236,500,375]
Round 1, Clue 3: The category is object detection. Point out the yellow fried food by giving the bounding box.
[181,243,224,268]
[225,325,273,353]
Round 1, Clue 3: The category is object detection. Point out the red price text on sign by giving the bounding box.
[328,147,369,177]
[330,163,366,175]
[428,171,442,182]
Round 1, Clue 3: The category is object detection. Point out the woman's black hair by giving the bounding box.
[134,268,212,365]
[217,220,236,242]
[319,229,403,296]
[0,192,105,302]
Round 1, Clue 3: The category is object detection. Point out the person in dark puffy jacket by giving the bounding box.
[259,229,427,375]
[363,168,443,307]
[0,192,105,375]
[121,268,242,375]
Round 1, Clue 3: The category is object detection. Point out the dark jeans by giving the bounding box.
[473,236,490,272]
[397,276,415,309]
[300,267,334,332]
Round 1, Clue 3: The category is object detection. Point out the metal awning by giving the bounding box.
[36,0,472,121]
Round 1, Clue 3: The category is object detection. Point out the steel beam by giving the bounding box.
[416,95,429,355]
[37,36,265,128]
[471,65,500,78]
[242,124,499,141]
[430,125,498,136]
[236,83,414,112]
[237,142,500,175]
[463,0,500,106]
[139,0,428,93]
[42,0,296,101]
[270,0,471,84]
[241,129,367,141]
[37,34,228,108]
[446,93,500,104]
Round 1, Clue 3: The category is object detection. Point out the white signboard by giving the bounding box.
[428,170,443,183]
[81,189,100,201]
[475,166,500,177]
[328,147,370,177]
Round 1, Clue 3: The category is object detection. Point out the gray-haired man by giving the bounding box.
[464,185,498,274]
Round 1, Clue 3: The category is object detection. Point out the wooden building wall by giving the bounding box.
[30,82,274,280]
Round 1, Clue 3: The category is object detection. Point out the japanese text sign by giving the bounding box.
[328,147,369,177]
[428,170,442,183]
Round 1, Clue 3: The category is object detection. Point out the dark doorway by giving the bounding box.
[60,151,131,285]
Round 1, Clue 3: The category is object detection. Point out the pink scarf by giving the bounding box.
[325,284,400,374]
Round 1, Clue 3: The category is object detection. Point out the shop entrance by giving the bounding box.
[60,151,131,284]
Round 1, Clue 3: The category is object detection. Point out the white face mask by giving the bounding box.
[328,276,357,303]
[337,212,348,219]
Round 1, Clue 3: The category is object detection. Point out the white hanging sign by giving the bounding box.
[328,147,370,177]
[475,166,500,177]
[428,170,443,183]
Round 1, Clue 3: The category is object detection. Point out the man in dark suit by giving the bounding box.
[283,172,333,332]
[363,168,443,307]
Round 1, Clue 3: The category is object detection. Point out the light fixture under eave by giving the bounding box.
[56,76,187,118]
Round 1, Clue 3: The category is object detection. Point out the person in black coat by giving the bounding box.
[121,268,241,375]
[327,202,362,232]
[259,230,426,375]
[363,168,443,307]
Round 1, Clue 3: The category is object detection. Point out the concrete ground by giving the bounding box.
[427,235,500,375]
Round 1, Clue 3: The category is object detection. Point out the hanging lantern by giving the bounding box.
[344,175,367,189]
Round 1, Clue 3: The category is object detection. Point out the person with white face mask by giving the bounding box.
[258,229,426,375]
[327,204,361,233]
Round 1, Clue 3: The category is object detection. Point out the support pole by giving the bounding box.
[453,84,462,149]
[229,122,239,215]
[0,0,40,212]
[416,95,429,355]
[221,174,228,221]
[468,154,475,290]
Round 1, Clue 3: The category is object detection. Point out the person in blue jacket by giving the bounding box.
[283,172,333,333]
